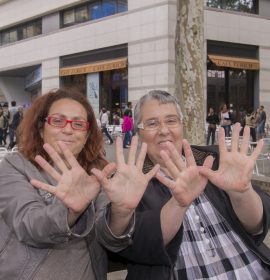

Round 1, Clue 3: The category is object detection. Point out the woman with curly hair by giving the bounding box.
[0,87,158,280]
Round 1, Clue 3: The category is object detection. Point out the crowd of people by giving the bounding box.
[206,104,267,145]
[0,100,24,149]
[99,101,134,149]
[0,88,269,280]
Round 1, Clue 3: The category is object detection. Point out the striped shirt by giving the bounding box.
[175,193,270,280]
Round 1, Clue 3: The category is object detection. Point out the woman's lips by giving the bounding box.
[58,140,74,145]
[158,140,172,147]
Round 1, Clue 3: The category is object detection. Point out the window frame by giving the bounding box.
[61,0,128,28]
[206,0,258,14]
[0,18,42,46]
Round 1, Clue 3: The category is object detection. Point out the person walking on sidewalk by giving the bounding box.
[122,109,133,148]
[206,107,219,145]
[100,107,113,144]
[219,104,231,137]
[0,107,7,146]
[8,105,23,149]
[7,100,17,149]
[258,105,267,139]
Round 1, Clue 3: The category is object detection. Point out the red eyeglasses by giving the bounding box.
[45,116,89,131]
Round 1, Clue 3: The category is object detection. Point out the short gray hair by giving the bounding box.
[134,90,183,133]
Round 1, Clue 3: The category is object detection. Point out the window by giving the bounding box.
[1,29,17,45]
[62,0,127,27]
[103,0,116,16]
[76,6,89,22]
[206,0,258,14]
[208,70,225,78]
[22,21,42,39]
[63,10,75,25]
[89,1,103,20]
[0,19,41,46]
[117,0,128,12]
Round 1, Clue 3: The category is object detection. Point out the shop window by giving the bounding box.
[207,66,254,122]
[207,70,225,79]
[206,0,258,14]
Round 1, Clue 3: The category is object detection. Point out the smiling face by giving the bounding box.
[40,98,89,158]
[138,99,183,167]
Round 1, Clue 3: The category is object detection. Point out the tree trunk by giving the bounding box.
[175,0,205,145]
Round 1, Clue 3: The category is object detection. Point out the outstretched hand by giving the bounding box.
[31,142,113,214]
[156,140,214,208]
[92,136,160,216]
[199,123,263,193]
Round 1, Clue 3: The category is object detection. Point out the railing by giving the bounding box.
[107,125,123,139]
[251,138,270,177]
[223,137,270,177]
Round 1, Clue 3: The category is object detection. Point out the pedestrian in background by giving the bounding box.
[124,101,135,136]
[2,105,9,146]
[122,109,133,148]
[229,103,236,124]
[258,105,267,139]
[219,104,231,137]
[8,105,24,149]
[245,109,257,143]
[206,107,219,145]
[112,112,120,125]
[0,107,7,146]
[7,100,17,149]
[100,107,113,144]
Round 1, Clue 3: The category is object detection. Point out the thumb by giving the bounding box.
[203,155,214,169]
[102,162,117,177]
[145,164,160,182]
[198,155,215,179]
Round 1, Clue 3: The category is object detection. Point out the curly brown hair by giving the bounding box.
[17,87,107,173]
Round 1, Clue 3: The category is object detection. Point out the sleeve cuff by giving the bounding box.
[105,203,135,239]
[95,203,134,252]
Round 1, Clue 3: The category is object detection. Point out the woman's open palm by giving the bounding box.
[92,136,160,212]
[31,142,113,213]
[156,140,213,208]
[199,123,263,193]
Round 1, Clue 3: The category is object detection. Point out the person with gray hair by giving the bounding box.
[104,90,270,279]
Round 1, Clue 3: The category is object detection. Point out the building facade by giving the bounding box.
[0,0,269,121]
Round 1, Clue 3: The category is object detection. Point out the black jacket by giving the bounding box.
[206,113,219,125]
[112,145,270,280]
[11,111,23,130]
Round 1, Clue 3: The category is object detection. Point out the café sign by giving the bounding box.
[60,57,127,76]
[208,55,260,70]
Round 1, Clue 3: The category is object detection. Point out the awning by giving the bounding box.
[59,57,127,76]
[208,55,260,70]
